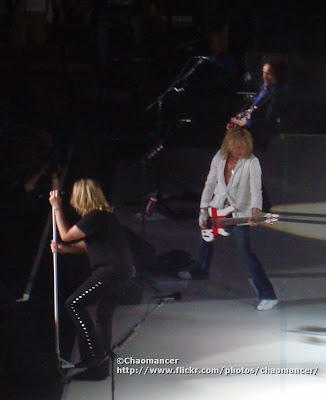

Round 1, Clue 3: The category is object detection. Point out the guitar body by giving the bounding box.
[201,206,234,242]
[201,206,279,242]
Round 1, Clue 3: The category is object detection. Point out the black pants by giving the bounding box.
[65,267,129,362]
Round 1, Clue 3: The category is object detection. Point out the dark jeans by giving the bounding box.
[197,225,276,300]
[65,267,130,362]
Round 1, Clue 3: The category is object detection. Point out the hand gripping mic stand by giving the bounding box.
[52,207,75,375]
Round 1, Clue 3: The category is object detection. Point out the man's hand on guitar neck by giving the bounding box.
[249,207,261,226]
[199,208,209,228]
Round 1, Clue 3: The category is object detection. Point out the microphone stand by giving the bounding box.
[51,207,75,379]
[139,119,187,225]
[132,57,206,297]
[146,56,206,115]
[140,57,205,231]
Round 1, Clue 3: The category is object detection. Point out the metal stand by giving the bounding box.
[139,57,204,232]
[145,55,206,140]
[140,119,188,222]
[52,207,75,374]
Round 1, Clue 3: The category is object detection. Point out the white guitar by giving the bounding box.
[201,206,279,242]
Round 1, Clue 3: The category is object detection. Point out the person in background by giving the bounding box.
[49,179,133,380]
[227,57,287,152]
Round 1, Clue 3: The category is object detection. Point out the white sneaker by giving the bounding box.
[177,270,192,280]
[257,299,278,311]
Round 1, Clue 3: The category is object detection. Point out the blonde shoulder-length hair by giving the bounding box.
[70,179,114,216]
[220,127,253,159]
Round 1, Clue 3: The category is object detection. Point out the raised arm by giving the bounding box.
[49,190,86,242]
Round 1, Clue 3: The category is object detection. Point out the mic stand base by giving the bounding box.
[57,357,76,384]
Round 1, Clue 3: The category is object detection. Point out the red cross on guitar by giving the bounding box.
[201,206,279,242]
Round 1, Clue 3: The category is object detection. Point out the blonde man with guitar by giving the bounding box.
[196,127,278,311]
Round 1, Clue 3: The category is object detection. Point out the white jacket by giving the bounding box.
[200,150,262,218]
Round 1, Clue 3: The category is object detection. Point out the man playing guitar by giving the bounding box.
[193,127,278,311]
[226,58,286,151]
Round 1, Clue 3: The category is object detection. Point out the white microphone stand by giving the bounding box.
[52,207,75,372]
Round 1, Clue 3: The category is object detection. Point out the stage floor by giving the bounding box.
[62,134,326,400]
[62,298,326,400]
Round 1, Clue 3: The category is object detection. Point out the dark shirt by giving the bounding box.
[246,83,279,129]
[241,83,283,149]
[77,210,133,275]
[254,83,278,104]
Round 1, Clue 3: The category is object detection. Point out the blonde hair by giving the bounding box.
[70,179,114,216]
[220,127,253,159]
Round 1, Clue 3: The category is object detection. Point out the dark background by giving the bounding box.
[1,1,326,398]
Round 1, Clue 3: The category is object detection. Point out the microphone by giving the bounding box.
[152,292,182,301]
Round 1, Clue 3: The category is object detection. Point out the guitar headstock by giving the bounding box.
[264,213,280,224]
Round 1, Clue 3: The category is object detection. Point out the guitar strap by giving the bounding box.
[254,89,274,108]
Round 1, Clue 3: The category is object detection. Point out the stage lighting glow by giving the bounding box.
[266,202,326,241]
[181,372,326,400]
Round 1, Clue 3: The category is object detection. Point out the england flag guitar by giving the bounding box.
[201,206,279,242]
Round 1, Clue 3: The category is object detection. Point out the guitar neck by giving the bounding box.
[219,216,266,226]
